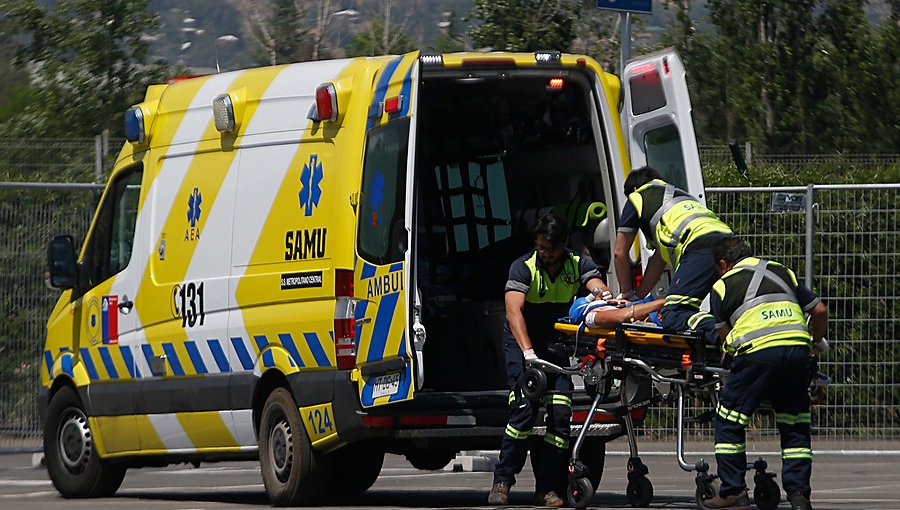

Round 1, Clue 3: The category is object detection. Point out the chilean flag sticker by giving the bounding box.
[101,295,119,345]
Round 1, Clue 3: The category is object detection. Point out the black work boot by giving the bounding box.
[488,482,510,505]
[701,488,751,510]
[789,493,814,510]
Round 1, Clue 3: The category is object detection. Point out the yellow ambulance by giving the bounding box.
[42,49,707,504]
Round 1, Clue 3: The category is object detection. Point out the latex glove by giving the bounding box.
[812,337,830,354]
[523,348,539,361]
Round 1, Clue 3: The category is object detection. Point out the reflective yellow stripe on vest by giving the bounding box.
[722,258,812,355]
[524,251,581,304]
[628,180,731,266]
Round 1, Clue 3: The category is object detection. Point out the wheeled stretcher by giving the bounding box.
[523,320,784,509]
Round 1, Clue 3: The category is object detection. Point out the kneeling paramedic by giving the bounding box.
[703,238,828,510]
[614,166,734,345]
[488,213,610,507]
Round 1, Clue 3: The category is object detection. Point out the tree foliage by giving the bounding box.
[346,19,415,57]
[0,0,166,138]
[466,0,582,52]
[674,0,898,153]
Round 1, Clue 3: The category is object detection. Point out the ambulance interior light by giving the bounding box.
[212,94,236,133]
[124,106,145,144]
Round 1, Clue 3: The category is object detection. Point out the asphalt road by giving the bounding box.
[1,442,899,509]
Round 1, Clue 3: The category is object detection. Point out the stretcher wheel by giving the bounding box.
[567,477,594,509]
[626,475,653,507]
[522,368,547,400]
[694,477,720,509]
[753,477,781,510]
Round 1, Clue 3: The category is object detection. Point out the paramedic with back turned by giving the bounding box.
[488,213,610,507]
[614,166,734,345]
[703,237,828,510]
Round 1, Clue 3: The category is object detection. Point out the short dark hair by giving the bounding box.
[623,166,663,195]
[533,213,568,246]
[714,237,752,266]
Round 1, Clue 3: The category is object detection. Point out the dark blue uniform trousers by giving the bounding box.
[714,346,813,499]
[493,335,572,494]
[660,233,734,345]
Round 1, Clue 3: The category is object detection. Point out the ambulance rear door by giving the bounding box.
[353,54,419,408]
[621,49,707,202]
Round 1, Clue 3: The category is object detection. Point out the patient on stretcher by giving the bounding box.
[569,295,665,329]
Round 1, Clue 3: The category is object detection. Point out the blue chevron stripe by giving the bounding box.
[184,341,208,374]
[98,346,119,380]
[79,348,99,380]
[162,343,185,376]
[208,339,231,372]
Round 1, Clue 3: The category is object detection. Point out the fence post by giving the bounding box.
[745,141,752,165]
[805,183,815,288]
[94,135,103,183]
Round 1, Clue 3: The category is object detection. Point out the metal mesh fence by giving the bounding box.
[0,180,897,449]
[643,184,900,444]
[0,184,100,449]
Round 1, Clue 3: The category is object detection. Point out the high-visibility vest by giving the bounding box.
[712,257,812,355]
[627,179,732,266]
[524,251,582,304]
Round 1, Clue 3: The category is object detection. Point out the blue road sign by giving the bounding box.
[597,0,652,14]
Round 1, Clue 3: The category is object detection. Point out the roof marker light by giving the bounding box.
[124,106,145,144]
[547,78,565,90]
[384,95,403,114]
[308,83,338,123]
[534,50,562,64]
[212,94,235,133]
[420,50,444,66]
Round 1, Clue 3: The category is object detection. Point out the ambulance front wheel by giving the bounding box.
[259,387,325,506]
[44,385,126,497]
[626,475,653,507]
[567,477,594,509]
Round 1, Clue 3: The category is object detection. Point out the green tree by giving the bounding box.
[434,10,466,52]
[466,0,581,52]
[0,0,166,137]
[346,19,415,56]
[248,0,313,65]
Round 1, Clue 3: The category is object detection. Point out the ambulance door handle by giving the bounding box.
[355,317,372,327]
[118,295,133,315]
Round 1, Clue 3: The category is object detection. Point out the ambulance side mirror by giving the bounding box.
[47,235,77,290]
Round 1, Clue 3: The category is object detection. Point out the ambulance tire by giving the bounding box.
[405,450,456,471]
[44,386,126,498]
[325,443,384,495]
[259,388,325,506]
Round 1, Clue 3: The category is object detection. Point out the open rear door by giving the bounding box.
[353,54,419,408]
[621,49,707,202]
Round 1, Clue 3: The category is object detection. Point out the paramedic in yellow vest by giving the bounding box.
[702,238,828,510]
[488,213,610,508]
[614,167,734,345]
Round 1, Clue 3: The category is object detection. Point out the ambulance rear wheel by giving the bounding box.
[406,450,455,471]
[259,387,324,506]
[44,386,126,497]
[326,442,384,495]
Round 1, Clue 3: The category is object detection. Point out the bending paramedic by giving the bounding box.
[488,213,610,507]
[614,166,734,344]
[702,238,828,510]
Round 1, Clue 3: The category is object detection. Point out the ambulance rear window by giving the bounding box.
[358,118,410,265]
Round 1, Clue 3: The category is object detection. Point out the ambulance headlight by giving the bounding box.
[212,93,236,133]
[124,106,145,144]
